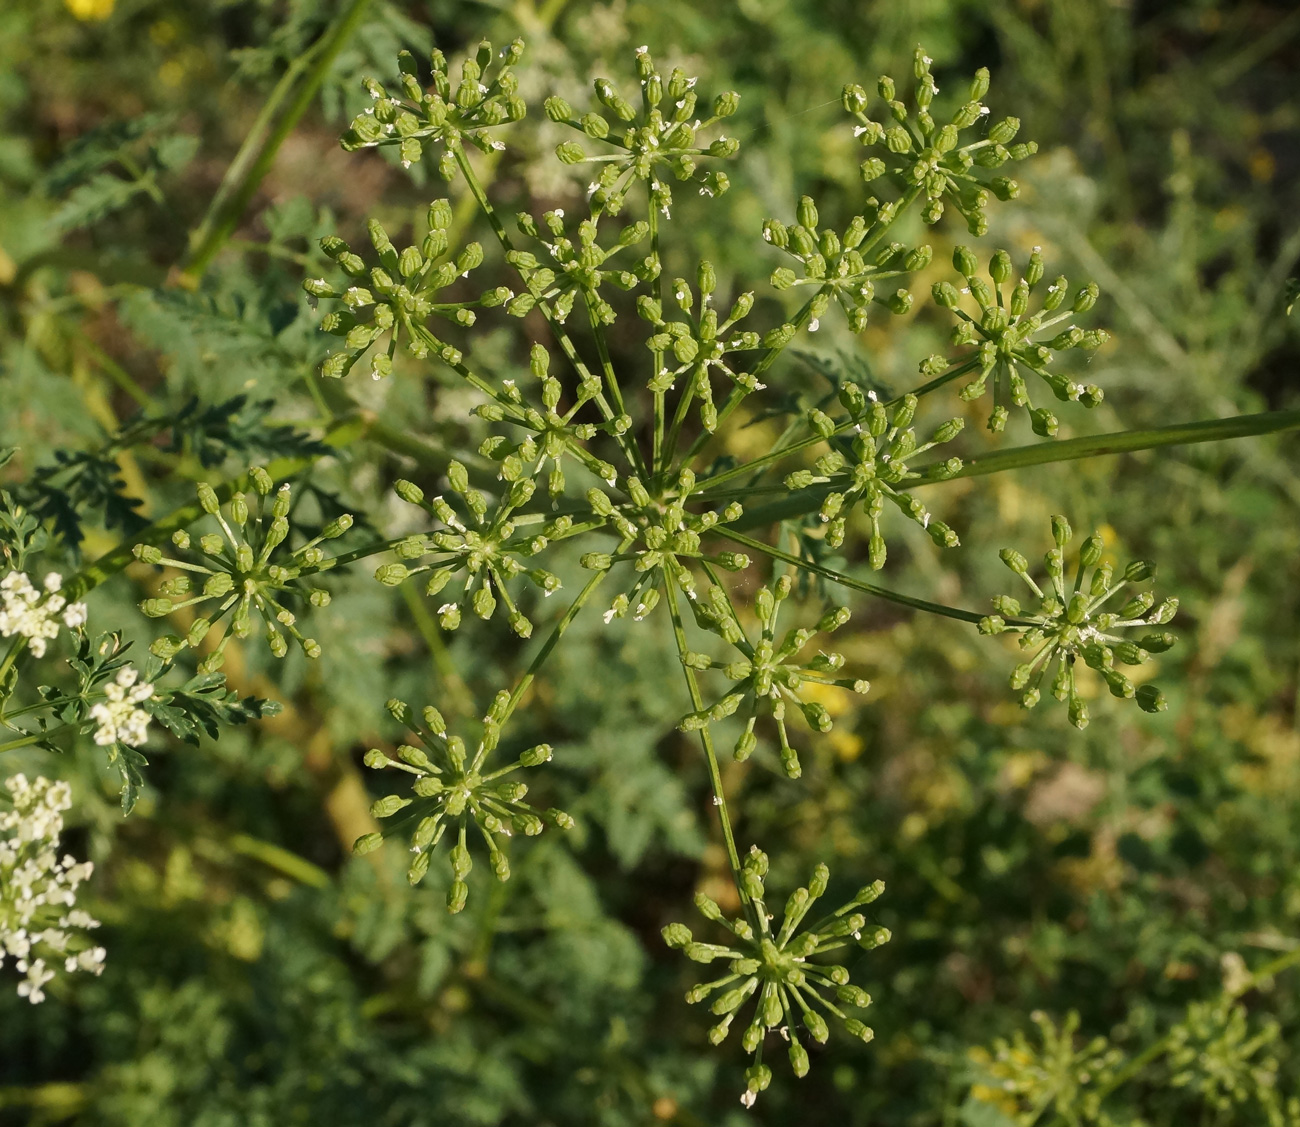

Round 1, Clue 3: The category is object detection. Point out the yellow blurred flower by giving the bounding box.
[65,0,114,21]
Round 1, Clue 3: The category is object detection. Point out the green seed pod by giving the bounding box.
[1124,559,1155,582]
[860,156,886,181]
[407,850,431,886]
[988,116,1020,145]
[842,83,868,114]
[885,125,911,153]
[543,95,572,123]
[1136,684,1167,713]
[370,794,412,818]
[802,1009,830,1044]
[845,1018,875,1043]
[1073,281,1100,312]
[352,832,384,856]
[556,140,585,164]
[580,111,609,139]
[838,984,872,1007]
[789,1039,810,1078]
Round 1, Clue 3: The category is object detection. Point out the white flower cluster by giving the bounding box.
[1,774,105,1004]
[90,665,153,747]
[0,571,88,658]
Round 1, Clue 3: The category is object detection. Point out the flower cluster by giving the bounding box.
[137,470,350,670]
[0,570,87,658]
[544,46,739,216]
[843,49,1037,232]
[474,342,615,499]
[764,196,925,333]
[353,693,574,912]
[681,576,869,778]
[1,774,105,1004]
[576,466,747,621]
[966,1010,1124,1123]
[663,847,888,1106]
[934,246,1107,435]
[640,261,779,432]
[979,516,1176,727]
[305,202,500,380]
[785,386,964,562]
[340,41,526,173]
[375,462,563,640]
[89,663,152,747]
[295,38,1182,1102]
[508,210,649,326]
[1167,999,1281,1112]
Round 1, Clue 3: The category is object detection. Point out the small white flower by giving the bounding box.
[1,775,104,1003]
[1,570,84,658]
[89,665,153,747]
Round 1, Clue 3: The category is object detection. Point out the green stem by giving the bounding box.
[2,695,85,722]
[180,0,375,282]
[712,527,987,624]
[0,722,76,755]
[450,147,643,473]
[647,205,667,481]
[662,571,749,912]
[469,541,631,773]
[910,408,1300,486]
[678,292,819,469]
[0,638,25,699]
[681,183,926,470]
[729,408,1300,529]
[585,299,649,479]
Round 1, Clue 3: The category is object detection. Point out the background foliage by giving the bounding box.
[2,0,1299,1123]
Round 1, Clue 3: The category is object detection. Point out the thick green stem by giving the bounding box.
[712,527,987,623]
[0,722,76,755]
[909,408,1300,485]
[663,571,749,912]
[180,0,375,283]
[732,408,1300,529]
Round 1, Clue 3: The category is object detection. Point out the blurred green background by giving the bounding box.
[1,0,1299,1123]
